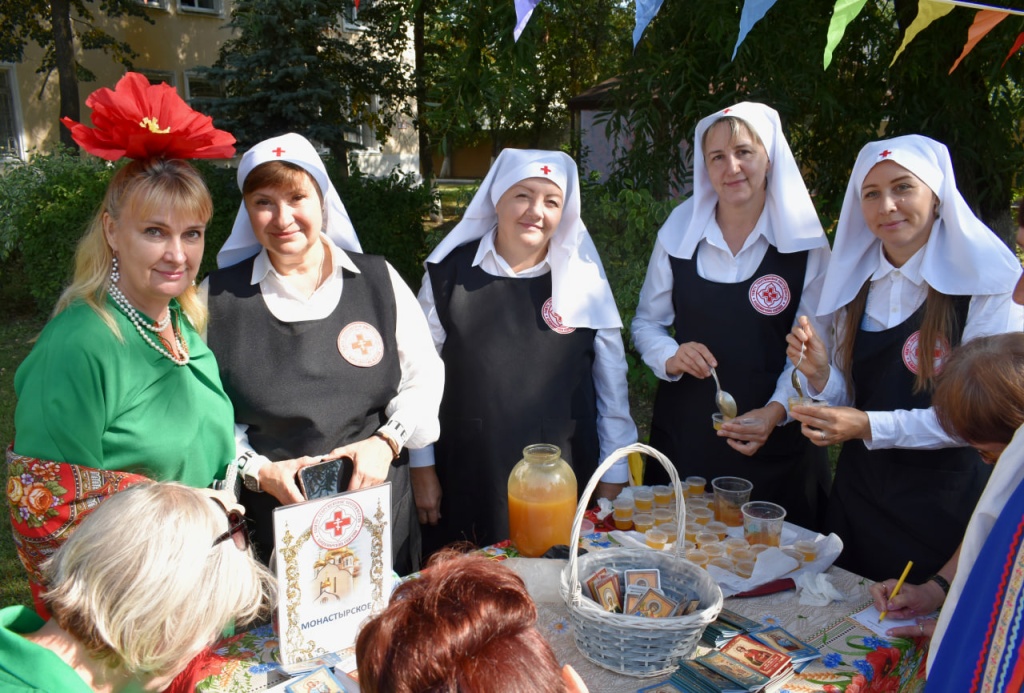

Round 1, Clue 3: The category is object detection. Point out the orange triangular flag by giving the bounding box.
[1003,32,1024,67]
[950,10,1009,73]
[890,0,956,67]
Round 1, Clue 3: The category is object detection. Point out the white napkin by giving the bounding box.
[796,572,846,606]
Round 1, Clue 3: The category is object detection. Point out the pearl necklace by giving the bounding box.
[108,284,190,366]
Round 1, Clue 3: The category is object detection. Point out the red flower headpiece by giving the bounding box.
[60,72,236,161]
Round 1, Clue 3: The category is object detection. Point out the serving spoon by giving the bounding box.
[709,367,738,419]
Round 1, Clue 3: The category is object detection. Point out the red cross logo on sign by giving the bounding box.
[748,274,791,316]
[325,510,352,537]
[351,334,373,355]
[311,498,364,548]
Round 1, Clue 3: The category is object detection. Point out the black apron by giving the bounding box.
[826,296,989,583]
[648,244,829,531]
[207,253,420,575]
[422,241,599,555]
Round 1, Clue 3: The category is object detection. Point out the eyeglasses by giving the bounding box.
[210,498,250,551]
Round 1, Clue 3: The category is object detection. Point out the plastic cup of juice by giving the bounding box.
[709,557,734,571]
[695,531,719,547]
[645,528,668,550]
[634,513,655,533]
[684,521,703,543]
[686,548,709,567]
[653,508,674,526]
[685,476,707,497]
[702,542,726,559]
[633,488,655,512]
[734,560,755,578]
[612,498,634,531]
[663,526,679,544]
[741,501,787,547]
[723,537,749,556]
[653,485,674,506]
[690,507,714,525]
[794,539,819,563]
[705,521,729,540]
[731,548,756,564]
[712,476,753,527]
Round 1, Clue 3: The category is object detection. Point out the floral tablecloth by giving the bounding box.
[194,534,926,693]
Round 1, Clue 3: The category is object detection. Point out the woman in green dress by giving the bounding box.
[7,73,238,612]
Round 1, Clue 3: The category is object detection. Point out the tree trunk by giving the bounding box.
[414,0,433,182]
[50,0,80,153]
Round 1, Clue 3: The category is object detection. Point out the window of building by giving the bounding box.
[137,0,168,9]
[0,66,24,160]
[138,70,177,89]
[178,0,220,14]
[185,72,223,103]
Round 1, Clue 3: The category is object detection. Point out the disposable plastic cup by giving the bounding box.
[633,513,655,533]
[705,521,729,540]
[633,488,655,512]
[741,501,787,547]
[686,549,709,567]
[645,528,668,550]
[794,539,819,562]
[653,508,674,526]
[653,485,674,506]
[690,507,714,525]
[686,476,707,496]
[695,531,719,547]
[712,476,753,527]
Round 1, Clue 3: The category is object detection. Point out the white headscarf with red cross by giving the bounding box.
[217,133,361,268]
[816,134,1020,316]
[657,101,828,260]
[425,148,622,329]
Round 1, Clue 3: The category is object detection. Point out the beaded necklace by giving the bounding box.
[108,283,190,366]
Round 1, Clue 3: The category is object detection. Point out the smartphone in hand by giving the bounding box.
[298,457,354,500]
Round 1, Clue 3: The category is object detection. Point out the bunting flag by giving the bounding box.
[890,0,956,66]
[634,0,667,49]
[950,10,1009,72]
[1004,31,1024,66]
[732,0,781,60]
[824,0,869,69]
[513,0,542,41]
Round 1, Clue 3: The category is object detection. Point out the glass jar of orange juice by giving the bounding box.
[508,444,577,557]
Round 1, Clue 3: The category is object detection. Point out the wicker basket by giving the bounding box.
[558,443,723,677]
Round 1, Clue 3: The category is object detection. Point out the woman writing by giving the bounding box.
[0,482,274,692]
[631,102,831,529]
[203,133,443,573]
[410,149,636,554]
[9,73,237,611]
[788,135,1023,582]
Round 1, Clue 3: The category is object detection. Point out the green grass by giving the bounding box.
[0,315,45,608]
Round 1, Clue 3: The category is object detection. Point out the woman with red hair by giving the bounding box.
[356,552,588,692]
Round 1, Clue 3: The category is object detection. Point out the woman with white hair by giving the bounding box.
[410,149,637,554]
[202,133,443,574]
[788,134,1023,583]
[632,102,832,530]
[0,482,274,692]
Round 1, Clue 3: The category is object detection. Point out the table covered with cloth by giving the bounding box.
[194,535,926,693]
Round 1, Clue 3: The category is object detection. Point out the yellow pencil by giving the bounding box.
[879,560,913,623]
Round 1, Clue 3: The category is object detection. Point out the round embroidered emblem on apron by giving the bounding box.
[748,274,791,316]
[337,321,384,367]
[311,497,364,549]
[542,298,575,334]
[902,330,950,376]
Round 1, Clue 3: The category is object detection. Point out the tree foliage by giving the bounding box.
[0,0,151,149]
[420,0,631,158]
[604,0,1024,228]
[194,0,412,164]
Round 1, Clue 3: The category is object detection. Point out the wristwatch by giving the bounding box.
[927,574,951,595]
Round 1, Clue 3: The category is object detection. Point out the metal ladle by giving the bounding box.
[709,367,738,419]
